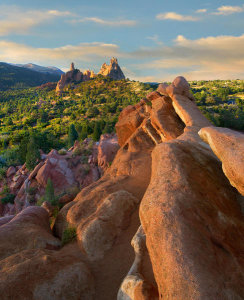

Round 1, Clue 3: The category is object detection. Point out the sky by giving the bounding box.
[0,0,244,81]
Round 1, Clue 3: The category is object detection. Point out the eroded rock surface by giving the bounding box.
[98,57,125,80]
[199,126,244,196]
[56,62,83,94]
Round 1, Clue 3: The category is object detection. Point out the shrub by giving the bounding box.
[62,227,77,246]
[73,147,82,156]
[26,186,37,196]
[1,193,15,204]
[0,167,7,180]
[68,124,78,148]
[58,149,67,155]
[36,196,45,206]
[26,136,41,170]
[44,178,57,206]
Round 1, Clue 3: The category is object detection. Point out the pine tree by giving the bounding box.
[80,124,88,140]
[68,124,78,147]
[26,136,41,170]
[92,122,101,141]
[103,122,111,134]
[44,178,56,205]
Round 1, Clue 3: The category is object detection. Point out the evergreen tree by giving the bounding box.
[68,124,78,147]
[80,123,88,140]
[44,178,56,205]
[103,122,111,134]
[26,136,41,170]
[92,122,101,141]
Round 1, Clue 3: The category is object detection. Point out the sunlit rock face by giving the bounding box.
[98,57,125,80]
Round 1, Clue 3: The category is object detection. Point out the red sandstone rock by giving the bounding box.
[98,57,125,80]
[97,133,120,172]
[0,247,95,300]
[6,166,16,178]
[0,206,61,260]
[199,126,244,196]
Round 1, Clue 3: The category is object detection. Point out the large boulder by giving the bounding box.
[97,133,120,172]
[199,126,244,196]
[0,246,94,300]
[0,206,61,260]
[139,81,244,299]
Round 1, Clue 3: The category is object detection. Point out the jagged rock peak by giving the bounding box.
[56,62,83,94]
[98,57,125,80]
[70,62,75,71]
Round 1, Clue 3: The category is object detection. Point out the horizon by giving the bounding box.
[0,0,244,81]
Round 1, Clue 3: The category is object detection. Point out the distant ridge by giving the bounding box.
[0,62,60,91]
[12,63,64,76]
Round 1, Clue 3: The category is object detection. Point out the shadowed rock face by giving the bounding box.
[0,75,243,300]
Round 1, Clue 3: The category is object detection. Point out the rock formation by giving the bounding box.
[0,135,119,216]
[199,126,244,196]
[98,57,125,80]
[56,62,83,94]
[0,76,243,300]
[83,69,96,81]
[56,58,125,93]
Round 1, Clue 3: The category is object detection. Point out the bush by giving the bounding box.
[44,178,57,206]
[0,167,7,179]
[1,193,15,204]
[26,136,41,170]
[62,227,77,246]
[68,124,78,148]
[58,149,67,155]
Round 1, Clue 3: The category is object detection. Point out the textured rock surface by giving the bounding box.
[139,78,244,300]
[98,133,120,172]
[98,57,125,80]
[56,62,83,94]
[199,126,244,196]
[0,246,94,300]
[118,226,158,300]
[0,206,61,260]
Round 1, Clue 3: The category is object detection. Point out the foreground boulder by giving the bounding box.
[0,206,61,260]
[0,247,94,300]
[199,126,244,196]
[0,206,94,300]
[139,78,244,300]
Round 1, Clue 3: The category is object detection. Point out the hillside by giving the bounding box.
[13,63,64,76]
[0,63,60,91]
[0,76,243,167]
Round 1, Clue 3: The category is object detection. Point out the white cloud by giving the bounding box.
[1,32,244,81]
[71,17,137,27]
[0,40,121,67]
[0,6,73,36]
[156,12,199,21]
[131,34,244,80]
[213,5,244,15]
[47,10,73,17]
[196,9,207,13]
